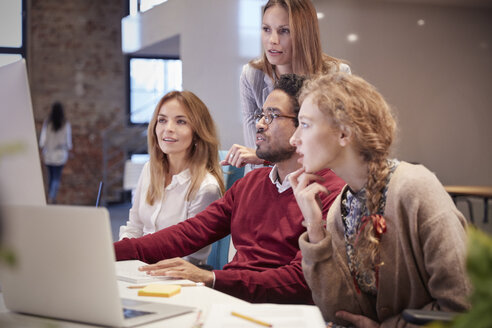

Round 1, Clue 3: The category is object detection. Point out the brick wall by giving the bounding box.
[28,0,126,205]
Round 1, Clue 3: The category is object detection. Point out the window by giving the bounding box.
[128,57,182,124]
[0,0,26,67]
[125,1,182,125]
[128,0,168,16]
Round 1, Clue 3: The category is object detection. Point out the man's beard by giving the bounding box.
[256,144,296,163]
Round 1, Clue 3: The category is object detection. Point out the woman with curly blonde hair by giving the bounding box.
[289,73,470,327]
[119,91,225,266]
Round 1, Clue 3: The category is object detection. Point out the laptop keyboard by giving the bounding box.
[123,308,155,319]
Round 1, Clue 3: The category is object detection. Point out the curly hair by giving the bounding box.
[273,73,307,124]
[300,72,397,271]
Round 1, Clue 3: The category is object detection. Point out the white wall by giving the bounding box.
[314,0,492,186]
[122,0,264,151]
[122,0,492,188]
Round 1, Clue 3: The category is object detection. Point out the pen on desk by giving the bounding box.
[191,309,203,328]
[231,311,273,327]
[127,282,205,289]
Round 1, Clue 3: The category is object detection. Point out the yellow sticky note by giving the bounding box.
[137,284,181,298]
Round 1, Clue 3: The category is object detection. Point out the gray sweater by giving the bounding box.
[299,161,471,327]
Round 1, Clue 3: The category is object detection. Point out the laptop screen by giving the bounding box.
[0,204,194,327]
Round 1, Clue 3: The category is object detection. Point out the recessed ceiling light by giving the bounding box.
[417,19,425,26]
[317,12,325,20]
[347,33,358,43]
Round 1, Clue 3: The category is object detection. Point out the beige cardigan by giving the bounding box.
[299,162,471,327]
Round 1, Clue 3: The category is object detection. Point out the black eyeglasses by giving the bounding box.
[254,108,297,125]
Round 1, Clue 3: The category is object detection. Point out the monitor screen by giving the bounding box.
[0,59,46,206]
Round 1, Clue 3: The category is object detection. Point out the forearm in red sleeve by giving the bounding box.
[114,197,233,263]
[213,250,313,304]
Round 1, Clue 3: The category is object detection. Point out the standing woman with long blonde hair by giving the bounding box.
[289,73,470,327]
[223,0,350,171]
[119,91,225,266]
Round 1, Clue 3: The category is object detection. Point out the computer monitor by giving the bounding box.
[0,59,46,205]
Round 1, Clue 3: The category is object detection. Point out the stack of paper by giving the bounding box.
[203,303,326,328]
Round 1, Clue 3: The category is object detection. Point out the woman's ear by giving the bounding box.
[338,125,351,147]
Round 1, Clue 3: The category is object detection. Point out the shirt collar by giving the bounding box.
[268,165,293,193]
[166,168,191,190]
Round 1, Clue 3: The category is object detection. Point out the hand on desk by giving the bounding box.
[138,258,214,287]
[335,311,379,328]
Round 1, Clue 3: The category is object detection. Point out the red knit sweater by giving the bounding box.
[114,167,344,303]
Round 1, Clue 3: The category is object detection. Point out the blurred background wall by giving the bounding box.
[314,0,492,187]
[27,0,126,205]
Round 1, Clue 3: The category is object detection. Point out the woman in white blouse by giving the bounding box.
[119,91,225,266]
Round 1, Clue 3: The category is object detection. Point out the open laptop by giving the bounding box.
[0,204,194,327]
[0,59,46,206]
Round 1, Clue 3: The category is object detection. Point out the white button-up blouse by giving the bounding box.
[119,161,222,264]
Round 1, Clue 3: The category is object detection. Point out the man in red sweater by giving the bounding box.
[114,74,345,304]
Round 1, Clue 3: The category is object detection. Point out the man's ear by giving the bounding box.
[338,125,351,147]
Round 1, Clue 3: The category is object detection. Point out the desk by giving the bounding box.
[0,280,248,327]
[445,186,492,223]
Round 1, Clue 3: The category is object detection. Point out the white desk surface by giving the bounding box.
[0,280,248,327]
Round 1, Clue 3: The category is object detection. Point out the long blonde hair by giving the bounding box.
[300,73,396,271]
[251,0,343,80]
[146,91,225,205]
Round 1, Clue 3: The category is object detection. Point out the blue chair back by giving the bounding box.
[206,235,232,271]
[219,150,245,190]
[206,151,244,270]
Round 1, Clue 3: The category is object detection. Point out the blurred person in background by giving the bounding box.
[39,102,72,204]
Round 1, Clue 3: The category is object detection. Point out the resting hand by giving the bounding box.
[220,144,264,168]
[336,311,380,328]
[138,258,214,287]
[289,167,328,243]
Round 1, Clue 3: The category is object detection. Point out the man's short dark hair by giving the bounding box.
[273,74,306,125]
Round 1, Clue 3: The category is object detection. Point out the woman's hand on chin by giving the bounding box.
[289,168,328,243]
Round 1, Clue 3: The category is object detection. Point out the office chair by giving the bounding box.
[206,151,244,270]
